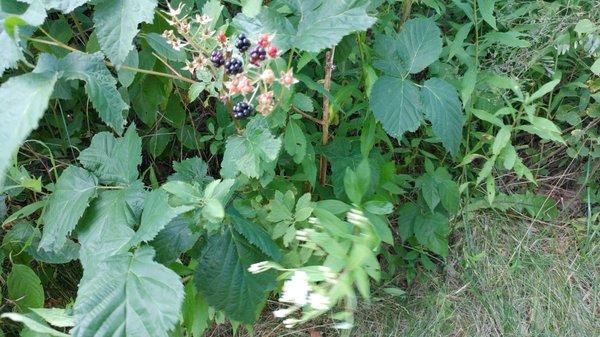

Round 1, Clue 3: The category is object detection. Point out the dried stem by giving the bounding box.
[319,48,335,186]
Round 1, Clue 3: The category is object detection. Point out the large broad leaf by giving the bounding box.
[420,78,465,155]
[370,76,422,139]
[233,7,296,52]
[414,212,449,258]
[72,246,183,337]
[195,229,276,323]
[220,117,281,179]
[39,167,98,252]
[35,52,128,134]
[151,213,199,264]
[291,0,376,52]
[397,18,442,74]
[77,182,146,271]
[0,31,22,75]
[130,189,193,246]
[77,126,142,185]
[228,208,282,261]
[7,264,44,311]
[0,72,57,185]
[93,0,158,65]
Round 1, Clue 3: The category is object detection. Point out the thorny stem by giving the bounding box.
[28,33,196,84]
[319,47,335,186]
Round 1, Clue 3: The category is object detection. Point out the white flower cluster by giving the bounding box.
[274,270,332,327]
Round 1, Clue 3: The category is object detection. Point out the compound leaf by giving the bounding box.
[39,166,97,252]
[221,117,281,179]
[72,246,183,337]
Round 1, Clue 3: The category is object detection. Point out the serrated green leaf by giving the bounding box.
[131,189,193,245]
[420,78,465,155]
[168,157,209,185]
[241,0,261,17]
[93,0,157,65]
[26,0,87,13]
[370,76,422,139]
[151,213,199,263]
[36,52,129,134]
[397,18,442,74]
[7,264,44,311]
[397,202,419,242]
[30,308,74,328]
[73,246,183,337]
[39,167,97,252]
[0,31,23,75]
[117,48,138,87]
[195,229,276,324]
[292,93,314,112]
[414,212,449,257]
[291,0,376,52]
[77,126,142,185]
[0,72,58,185]
[221,117,281,179]
[228,208,282,261]
[0,313,68,337]
[77,182,146,270]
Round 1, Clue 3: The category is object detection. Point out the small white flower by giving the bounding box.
[283,318,299,328]
[346,208,368,226]
[248,261,270,274]
[308,293,330,310]
[280,271,310,306]
[295,229,309,241]
[166,1,184,16]
[195,14,212,25]
[273,306,297,318]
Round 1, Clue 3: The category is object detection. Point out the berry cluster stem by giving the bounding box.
[319,47,335,186]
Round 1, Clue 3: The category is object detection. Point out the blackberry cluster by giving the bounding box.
[249,46,267,65]
[235,34,251,53]
[224,58,243,75]
[210,50,225,67]
[232,102,254,119]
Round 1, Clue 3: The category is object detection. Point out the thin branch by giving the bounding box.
[291,106,323,125]
[319,47,335,186]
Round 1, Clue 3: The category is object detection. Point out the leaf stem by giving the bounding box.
[319,47,335,186]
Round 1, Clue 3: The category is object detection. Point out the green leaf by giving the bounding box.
[131,189,193,245]
[7,264,44,311]
[117,48,138,87]
[284,119,306,163]
[39,167,98,252]
[221,117,281,179]
[397,18,442,74]
[151,213,199,264]
[241,0,261,17]
[77,182,146,270]
[73,246,183,337]
[477,0,496,29]
[233,7,296,52]
[0,313,68,337]
[292,0,376,52]
[292,93,314,112]
[36,52,129,134]
[30,308,74,328]
[370,76,422,139]
[168,157,210,185]
[30,0,88,13]
[526,79,560,104]
[145,33,187,62]
[195,229,276,324]
[93,0,158,65]
[78,126,142,185]
[492,126,512,155]
[397,202,419,242]
[228,208,282,261]
[0,31,22,75]
[420,78,465,155]
[591,58,600,76]
[0,72,58,185]
[414,212,449,257]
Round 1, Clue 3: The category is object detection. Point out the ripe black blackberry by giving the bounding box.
[235,34,251,53]
[225,58,243,75]
[210,50,225,67]
[249,46,267,65]
[232,101,254,119]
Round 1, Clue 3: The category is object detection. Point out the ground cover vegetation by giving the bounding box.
[0,0,598,336]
